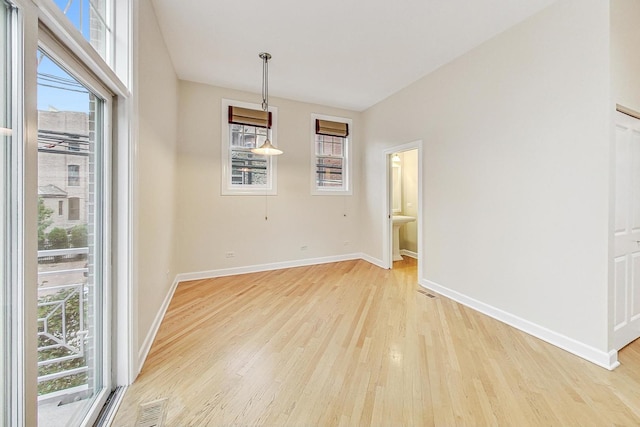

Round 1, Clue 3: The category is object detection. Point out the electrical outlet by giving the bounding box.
[225,251,235,258]
[300,245,308,251]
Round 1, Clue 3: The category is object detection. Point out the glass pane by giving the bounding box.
[316,134,344,157]
[1,1,12,423]
[231,150,267,185]
[52,0,109,59]
[332,139,343,156]
[316,157,343,188]
[230,130,241,146]
[242,133,256,148]
[226,119,273,191]
[231,124,268,149]
[323,141,333,155]
[37,50,106,426]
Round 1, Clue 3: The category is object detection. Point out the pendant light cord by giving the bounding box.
[263,53,268,221]
[260,52,273,220]
[262,54,269,112]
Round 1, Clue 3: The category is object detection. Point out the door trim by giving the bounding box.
[382,140,423,278]
[616,104,640,120]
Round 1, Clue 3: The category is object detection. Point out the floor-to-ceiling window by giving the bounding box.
[36,47,112,426]
[3,0,132,424]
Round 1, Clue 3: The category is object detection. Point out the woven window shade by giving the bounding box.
[229,106,272,128]
[316,119,349,137]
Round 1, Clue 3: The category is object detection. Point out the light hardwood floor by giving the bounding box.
[113,259,640,426]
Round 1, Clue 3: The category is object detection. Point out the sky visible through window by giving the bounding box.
[38,54,89,113]
[54,0,91,40]
[37,0,96,113]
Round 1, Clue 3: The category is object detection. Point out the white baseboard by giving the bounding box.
[175,253,374,283]
[139,259,619,374]
[359,252,387,269]
[400,249,418,259]
[137,276,180,373]
[420,279,619,371]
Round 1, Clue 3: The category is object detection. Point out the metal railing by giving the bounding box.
[37,247,89,396]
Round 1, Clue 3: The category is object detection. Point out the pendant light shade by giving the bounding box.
[251,139,282,155]
[251,52,283,156]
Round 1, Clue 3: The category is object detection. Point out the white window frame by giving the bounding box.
[2,2,20,425]
[311,113,352,195]
[221,98,278,195]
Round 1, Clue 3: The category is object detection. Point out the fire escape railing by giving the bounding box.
[37,247,89,396]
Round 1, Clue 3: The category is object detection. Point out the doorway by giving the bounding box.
[613,108,640,350]
[383,141,423,276]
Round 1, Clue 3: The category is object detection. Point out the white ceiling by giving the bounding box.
[150,0,556,112]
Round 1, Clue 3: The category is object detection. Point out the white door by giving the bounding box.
[613,110,640,349]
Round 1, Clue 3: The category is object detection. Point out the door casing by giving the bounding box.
[382,140,424,279]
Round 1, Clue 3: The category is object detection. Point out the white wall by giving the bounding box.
[611,0,640,114]
[361,0,611,357]
[135,0,178,359]
[175,82,361,274]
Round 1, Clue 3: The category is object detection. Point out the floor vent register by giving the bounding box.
[135,398,168,427]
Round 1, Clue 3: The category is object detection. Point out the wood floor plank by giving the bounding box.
[113,258,640,426]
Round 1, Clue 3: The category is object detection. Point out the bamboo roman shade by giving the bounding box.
[228,106,272,128]
[316,119,349,137]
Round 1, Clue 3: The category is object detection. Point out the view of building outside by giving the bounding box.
[38,110,90,239]
[315,133,345,188]
[230,123,268,186]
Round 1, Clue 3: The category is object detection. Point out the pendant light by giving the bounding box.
[251,52,283,156]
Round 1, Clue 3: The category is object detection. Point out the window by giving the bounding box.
[37,46,111,425]
[58,200,63,215]
[52,0,111,62]
[68,197,79,220]
[311,114,352,195]
[222,99,278,195]
[67,164,79,186]
[7,0,131,424]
